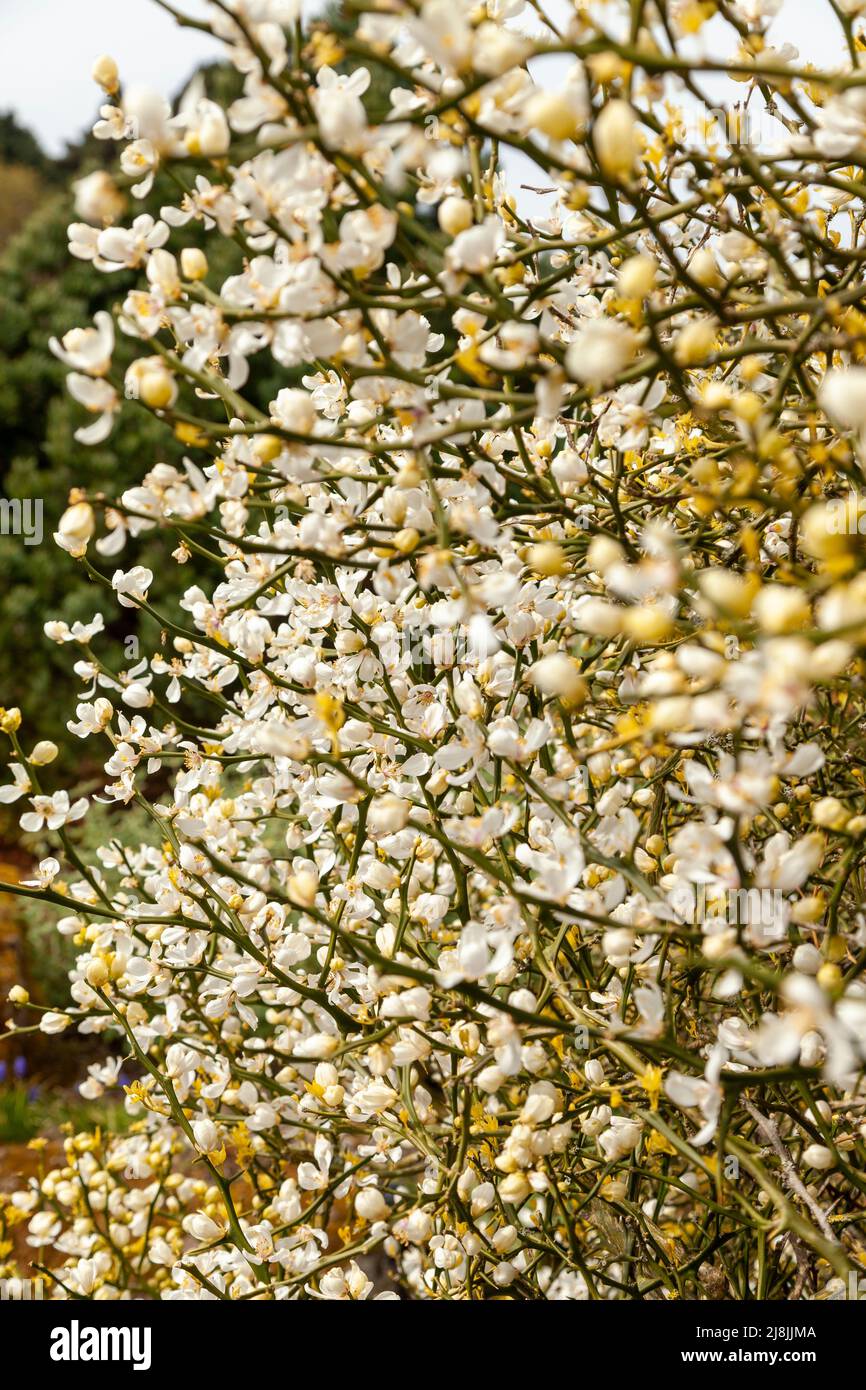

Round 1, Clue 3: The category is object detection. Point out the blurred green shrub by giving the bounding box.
[0,86,245,780]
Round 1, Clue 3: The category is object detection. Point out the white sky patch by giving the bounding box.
[0,0,220,155]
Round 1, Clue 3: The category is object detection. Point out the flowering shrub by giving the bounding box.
[5,0,866,1301]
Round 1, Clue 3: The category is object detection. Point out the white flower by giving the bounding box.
[96,214,169,270]
[64,374,119,445]
[446,216,505,274]
[312,66,370,152]
[351,1081,399,1115]
[598,1116,642,1161]
[269,387,316,434]
[367,794,411,837]
[0,763,31,804]
[176,98,230,158]
[315,1261,374,1300]
[183,1212,227,1244]
[664,1045,726,1146]
[50,312,114,376]
[566,318,637,386]
[20,792,88,834]
[38,1012,72,1036]
[802,1144,834,1170]
[112,567,153,608]
[192,1117,221,1153]
[593,99,639,180]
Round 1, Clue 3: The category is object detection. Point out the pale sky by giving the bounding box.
[0,0,850,161]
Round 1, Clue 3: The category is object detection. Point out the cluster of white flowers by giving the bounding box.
[6,0,866,1300]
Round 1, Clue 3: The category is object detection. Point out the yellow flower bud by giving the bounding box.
[617,255,656,300]
[174,422,209,447]
[674,318,717,366]
[92,54,119,94]
[621,605,674,644]
[0,708,22,734]
[393,527,420,554]
[85,959,110,990]
[816,963,842,994]
[527,541,568,577]
[812,796,849,831]
[138,366,176,410]
[252,434,284,464]
[526,90,584,143]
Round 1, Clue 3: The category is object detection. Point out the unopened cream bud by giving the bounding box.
[406,1209,433,1244]
[621,605,674,644]
[526,90,583,143]
[802,1143,834,1170]
[698,569,755,618]
[819,367,866,433]
[674,318,717,366]
[287,866,319,908]
[58,502,95,545]
[812,796,848,830]
[791,896,825,926]
[752,585,810,635]
[368,794,411,837]
[594,100,639,181]
[355,1188,389,1222]
[527,541,568,577]
[192,1117,220,1153]
[617,254,656,299]
[702,930,737,960]
[138,365,176,410]
[28,741,59,766]
[85,959,110,989]
[438,196,473,237]
[257,723,310,760]
[528,653,588,707]
[498,1172,531,1205]
[690,247,723,289]
[180,247,208,280]
[586,536,624,574]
